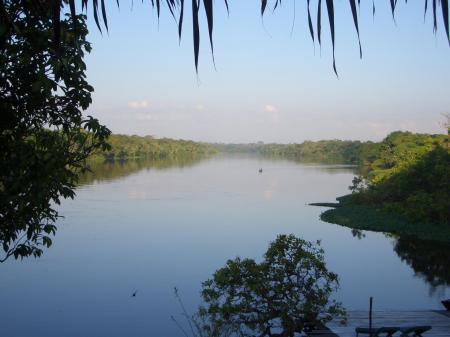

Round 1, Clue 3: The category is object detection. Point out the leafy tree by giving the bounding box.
[324,132,450,228]
[196,234,345,337]
[0,1,110,262]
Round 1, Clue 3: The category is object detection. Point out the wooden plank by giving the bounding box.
[327,310,450,337]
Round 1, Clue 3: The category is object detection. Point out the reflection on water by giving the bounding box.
[350,229,366,239]
[393,236,450,291]
[79,155,211,185]
[349,228,450,295]
[1,155,449,337]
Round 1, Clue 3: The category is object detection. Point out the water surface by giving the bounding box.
[1,155,448,337]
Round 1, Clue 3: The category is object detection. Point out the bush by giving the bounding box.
[196,235,345,337]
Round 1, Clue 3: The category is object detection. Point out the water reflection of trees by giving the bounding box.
[393,236,450,290]
[349,230,450,291]
[78,155,210,186]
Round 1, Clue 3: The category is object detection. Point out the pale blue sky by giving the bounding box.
[83,1,449,143]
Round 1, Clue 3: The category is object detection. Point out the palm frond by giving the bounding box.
[11,0,448,73]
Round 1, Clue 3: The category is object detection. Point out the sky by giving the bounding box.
[83,1,450,143]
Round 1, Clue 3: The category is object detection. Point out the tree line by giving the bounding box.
[314,131,449,234]
[92,134,217,161]
[349,131,449,225]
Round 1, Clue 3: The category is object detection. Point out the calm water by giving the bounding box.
[1,155,449,337]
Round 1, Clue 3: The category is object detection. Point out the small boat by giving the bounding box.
[442,299,450,311]
[258,168,263,173]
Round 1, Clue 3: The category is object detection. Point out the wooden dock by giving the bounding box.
[326,310,450,337]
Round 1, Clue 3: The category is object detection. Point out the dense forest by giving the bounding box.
[260,140,367,163]
[92,134,217,161]
[213,140,368,163]
[350,131,449,223]
[316,131,450,240]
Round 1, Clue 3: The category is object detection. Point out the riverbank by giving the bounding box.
[311,197,450,243]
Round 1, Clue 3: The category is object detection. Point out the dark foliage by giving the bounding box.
[313,131,449,240]
[0,1,110,262]
[394,236,450,289]
[352,132,450,225]
[367,145,450,224]
[1,1,448,73]
[196,234,345,337]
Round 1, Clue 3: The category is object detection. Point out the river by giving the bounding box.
[1,154,448,337]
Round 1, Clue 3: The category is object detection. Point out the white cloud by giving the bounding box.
[264,104,277,113]
[128,100,149,109]
[264,104,280,123]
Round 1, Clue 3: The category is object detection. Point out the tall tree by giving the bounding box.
[196,235,345,337]
[0,1,110,262]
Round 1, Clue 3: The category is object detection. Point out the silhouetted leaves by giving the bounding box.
[433,0,438,32]
[203,0,215,65]
[92,0,102,33]
[178,0,184,41]
[442,0,449,44]
[2,1,449,73]
[390,0,397,20]
[307,0,315,43]
[192,0,199,72]
[317,0,322,48]
[261,0,268,16]
[100,0,108,31]
[0,4,111,262]
[325,0,337,76]
[349,0,362,58]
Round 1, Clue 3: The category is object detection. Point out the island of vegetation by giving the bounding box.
[311,131,450,242]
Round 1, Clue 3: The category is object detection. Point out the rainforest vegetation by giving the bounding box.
[313,131,450,241]
[213,140,367,163]
[91,134,217,161]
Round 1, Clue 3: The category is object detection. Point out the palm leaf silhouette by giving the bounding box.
[2,1,448,72]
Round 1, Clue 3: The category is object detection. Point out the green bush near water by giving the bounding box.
[318,203,450,242]
[313,131,450,240]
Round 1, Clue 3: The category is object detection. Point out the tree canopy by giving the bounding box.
[0,1,110,262]
[195,234,345,337]
[317,131,450,241]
